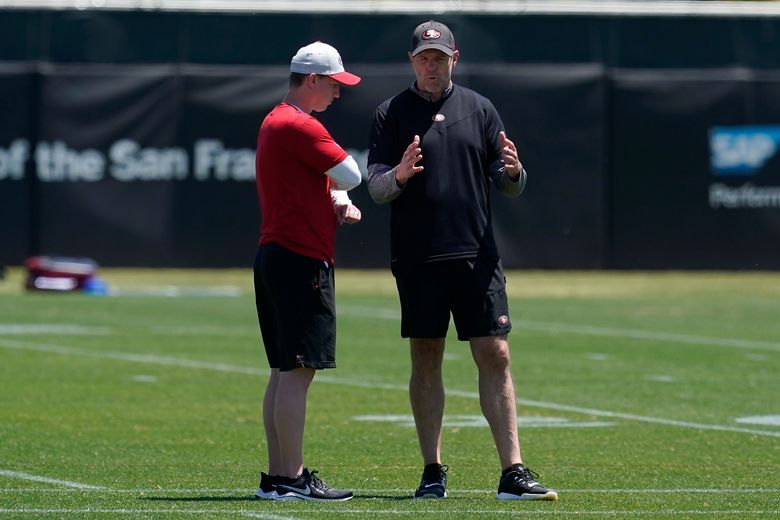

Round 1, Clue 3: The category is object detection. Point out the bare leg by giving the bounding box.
[469,335,522,470]
[263,369,282,475]
[409,338,446,465]
[273,367,316,478]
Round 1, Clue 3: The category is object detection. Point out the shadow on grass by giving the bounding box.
[354,494,414,501]
[142,494,418,502]
[142,496,255,503]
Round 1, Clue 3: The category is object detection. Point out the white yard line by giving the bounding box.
[511,398,780,438]
[0,324,110,336]
[0,507,776,516]
[0,469,105,490]
[515,319,780,353]
[0,338,268,376]
[317,375,780,438]
[286,511,780,516]
[1,338,779,438]
[3,487,779,494]
[338,305,780,353]
[0,510,296,518]
[242,513,299,520]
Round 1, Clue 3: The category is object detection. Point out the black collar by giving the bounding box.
[410,81,454,102]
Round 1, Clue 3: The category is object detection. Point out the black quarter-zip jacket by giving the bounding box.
[368,84,508,264]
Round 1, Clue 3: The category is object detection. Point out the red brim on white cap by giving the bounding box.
[330,71,361,86]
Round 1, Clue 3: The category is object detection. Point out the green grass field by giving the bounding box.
[1,268,779,519]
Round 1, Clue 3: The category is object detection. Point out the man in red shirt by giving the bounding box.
[253,41,362,502]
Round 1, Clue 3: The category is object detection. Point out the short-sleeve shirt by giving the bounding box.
[368,85,505,264]
[256,103,348,263]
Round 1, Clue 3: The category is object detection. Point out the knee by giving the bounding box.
[474,342,511,373]
[411,355,443,381]
[410,339,445,372]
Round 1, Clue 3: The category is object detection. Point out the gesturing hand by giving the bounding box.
[395,134,424,186]
[499,131,522,179]
[335,203,362,225]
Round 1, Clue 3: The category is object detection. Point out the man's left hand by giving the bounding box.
[499,131,522,179]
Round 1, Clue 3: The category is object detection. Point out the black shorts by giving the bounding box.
[391,256,512,341]
[254,242,337,371]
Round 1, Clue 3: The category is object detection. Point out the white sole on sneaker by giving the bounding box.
[272,491,353,502]
[270,491,303,501]
[414,492,447,499]
[496,490,558,500]
[254,488,278,500]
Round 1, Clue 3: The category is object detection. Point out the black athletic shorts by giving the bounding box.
[254,242,337,371]
[391,256,512,341]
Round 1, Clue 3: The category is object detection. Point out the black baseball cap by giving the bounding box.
[410,20,456,57]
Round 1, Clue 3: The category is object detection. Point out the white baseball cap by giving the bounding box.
[290,41,361,86]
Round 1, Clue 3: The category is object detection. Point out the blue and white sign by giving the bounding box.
[709,125,780,176]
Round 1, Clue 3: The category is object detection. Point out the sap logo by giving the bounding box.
[709,126,780,176]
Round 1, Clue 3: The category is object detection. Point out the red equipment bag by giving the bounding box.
[24,256,99,292]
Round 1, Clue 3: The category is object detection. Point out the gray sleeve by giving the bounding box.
[367,162,404,204]
[490,158,527,198]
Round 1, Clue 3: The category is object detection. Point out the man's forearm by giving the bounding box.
[367,163,404,204]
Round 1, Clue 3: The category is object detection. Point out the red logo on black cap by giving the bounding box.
[422,29,441,40]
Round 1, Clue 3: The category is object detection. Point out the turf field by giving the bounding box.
[1,268,779,519]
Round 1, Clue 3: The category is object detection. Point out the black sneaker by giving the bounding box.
[254,472,278,500]
[273,467,353,502]
[414,463,448,499]
[496,464,558,500]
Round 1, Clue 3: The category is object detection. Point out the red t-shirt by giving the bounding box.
[256,103,348,263]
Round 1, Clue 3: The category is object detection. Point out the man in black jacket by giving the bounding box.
[367,20,557,502]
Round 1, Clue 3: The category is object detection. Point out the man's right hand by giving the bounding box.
[335,203,362,225]
[395,134,424,186]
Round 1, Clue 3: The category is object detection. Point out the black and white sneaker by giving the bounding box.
[414,463,448,499]
[254,472,278,500]
[496,464,558,500]
[273,468,353,502]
